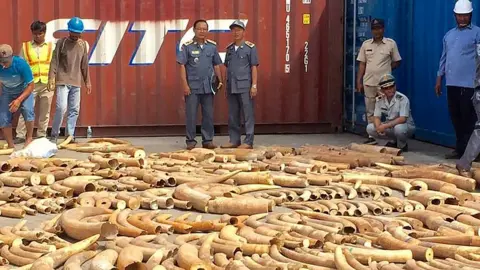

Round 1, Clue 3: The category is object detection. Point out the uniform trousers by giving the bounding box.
[185,93,214,146]
[366,123,415,148]
[364,85,380,124]
[447,86,477,155]
[458,88,480,170]
[227,92,255,146]
[16,83,53,138]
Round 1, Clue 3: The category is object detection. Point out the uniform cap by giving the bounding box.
[371,18,385,28]
[454,0,473,14]
[229,20,245,30]
[0,44,13,62]
[379,74,396,88]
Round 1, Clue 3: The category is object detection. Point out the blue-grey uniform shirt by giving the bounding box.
[225,41,259,94]
[437,24,480,88]
[374,91,415,127]
[177,39,222,94]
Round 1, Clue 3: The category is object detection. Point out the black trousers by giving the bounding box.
[447,86,478,155]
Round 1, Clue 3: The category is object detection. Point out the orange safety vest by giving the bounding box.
[22,41,53,84]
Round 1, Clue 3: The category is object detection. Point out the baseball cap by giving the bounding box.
[230,20,245,30]
[379,74,396,88]
[0,44,13,63]
[371,18,385,28]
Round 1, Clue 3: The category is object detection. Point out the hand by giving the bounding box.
[217,82,223,91]
[435,78,442,97]
[376,124,387,134]
[9,99,21,113]
[47,80,55,91]
[250,87,258,98]
[86,87,92,95]
[183,85,191,96]
[356,82,364,93]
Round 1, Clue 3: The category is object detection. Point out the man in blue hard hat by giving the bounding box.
[436,0,480,159]
[48,17,91,144]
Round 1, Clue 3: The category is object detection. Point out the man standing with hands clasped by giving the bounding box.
[356,18,402,145]
[176,19,223,150]
[436,0,480,160]
[221,20,259,149]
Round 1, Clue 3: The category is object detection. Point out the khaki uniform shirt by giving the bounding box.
[357,38,402,86]
[374,91,415,127]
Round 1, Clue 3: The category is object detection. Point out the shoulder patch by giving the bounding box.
[395,94,404,100]
[245,41,255,47]
[206,39,217,45]
[184,40,194,46]
[226,42,234,49]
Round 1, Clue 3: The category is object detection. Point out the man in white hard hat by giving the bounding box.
[436,0,480,159]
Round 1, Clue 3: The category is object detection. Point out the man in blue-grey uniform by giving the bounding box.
[221,20,259,149]
[366,74,415,152]
[177,19,223,150]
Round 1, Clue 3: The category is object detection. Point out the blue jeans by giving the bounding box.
[51,85,81,137]
[0,90,34,127]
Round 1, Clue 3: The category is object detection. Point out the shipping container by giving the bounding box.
[344,0,480,147]
[0,0,344,137]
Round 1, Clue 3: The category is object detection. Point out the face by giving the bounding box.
[381,85,396,98]
[455,13,472,28]
[231,26,244,41]
[371,26,384,39]
[68,32,82,41]
[194,22,208,40]
[0,58,12,69]
[32,29,46,44]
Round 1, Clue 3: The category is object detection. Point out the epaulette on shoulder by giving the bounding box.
[226,42,234,49]
[206,39,217,45]
[396,94,404,100]
[245,41,255,47]
[184,40,194,46]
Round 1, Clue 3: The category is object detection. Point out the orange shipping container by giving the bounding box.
[0,0,344,136]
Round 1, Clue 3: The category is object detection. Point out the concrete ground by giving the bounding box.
[0,133,455,230]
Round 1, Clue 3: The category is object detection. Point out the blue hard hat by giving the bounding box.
[67,17,84,33]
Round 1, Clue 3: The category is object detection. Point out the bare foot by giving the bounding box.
[24,138,32,148]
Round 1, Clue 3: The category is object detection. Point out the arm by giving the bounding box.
[373,102,382,128]
[437,36,447,79]
[176,45,190,94]
[251,66,258,86]
[81,41,91,89]
[356,62,366,85]
[390,40,402,70]
[179,65,189,89]
[356,43,366,91]
[16,60,35,102]
[385,97,410,128]
[48,39,60,82]
[250,45,259,86]
[213,47,223,84]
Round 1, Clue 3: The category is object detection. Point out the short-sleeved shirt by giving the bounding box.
[374,91,415,127]
[0,56,34,94]
[357,38,402,86]
[176,39,222,94]
[225,41,259,94]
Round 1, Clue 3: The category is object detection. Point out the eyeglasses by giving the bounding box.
[194,28,208,32]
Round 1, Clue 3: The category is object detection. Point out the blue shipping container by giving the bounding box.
[344,0,480,147]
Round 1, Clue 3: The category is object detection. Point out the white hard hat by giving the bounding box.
[454,0,473,14]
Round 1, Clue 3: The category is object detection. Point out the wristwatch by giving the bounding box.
[252,84,257,88]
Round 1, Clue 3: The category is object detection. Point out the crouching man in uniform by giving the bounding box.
[366,74,415,152]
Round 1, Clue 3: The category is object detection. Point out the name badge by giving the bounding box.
[192,50,200,55]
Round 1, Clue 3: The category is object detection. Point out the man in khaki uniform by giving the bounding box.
[15,21,55,143]
[356,18,402,145]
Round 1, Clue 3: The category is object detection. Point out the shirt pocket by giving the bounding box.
[365,49,375,60]
[236,74,251,89]
[188,52,201,66]
[188,76,201,89]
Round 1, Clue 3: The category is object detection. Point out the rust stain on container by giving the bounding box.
[0,0,344,135]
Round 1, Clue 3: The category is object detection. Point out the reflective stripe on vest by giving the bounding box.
[23,41,53,84]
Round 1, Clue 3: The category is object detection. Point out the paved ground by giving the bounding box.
[0,133,454,229]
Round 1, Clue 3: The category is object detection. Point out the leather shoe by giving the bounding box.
[445,150,461,159]
[238,144,253,149]
[186,144,195,150]
[202,142,217,149]
[221,143,239,148]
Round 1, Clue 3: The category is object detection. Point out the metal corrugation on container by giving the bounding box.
[0,0,344,137]
[344,0,480,147]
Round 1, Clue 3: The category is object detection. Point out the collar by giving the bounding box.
[30,40,48,46]
[371,37,386,44]
[232,41,245,49]
[457,23,473,30]
[384,92,400,106]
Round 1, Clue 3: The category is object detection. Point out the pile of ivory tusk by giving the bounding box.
[1,139,480,268]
